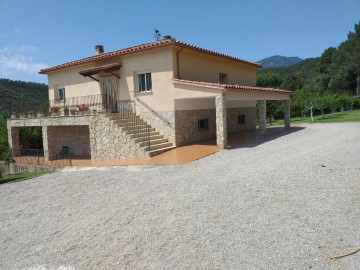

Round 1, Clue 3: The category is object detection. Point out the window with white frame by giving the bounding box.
[56,84,65,100]
[136,72,152,92]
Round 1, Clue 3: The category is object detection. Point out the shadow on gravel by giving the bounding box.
[230,126,306,149]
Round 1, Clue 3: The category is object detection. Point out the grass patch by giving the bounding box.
[271,110,360,125]
[0,170,53,185]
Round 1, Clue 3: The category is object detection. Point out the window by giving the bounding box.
[137,72,152,92]
[219,73,227,84]
[238,114,245,125]
[198,118,209,131]
[56,84,65,100]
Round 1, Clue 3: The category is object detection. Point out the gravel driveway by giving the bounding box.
[1,123,360,270]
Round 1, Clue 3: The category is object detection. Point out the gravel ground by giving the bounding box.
[1,123,360,270]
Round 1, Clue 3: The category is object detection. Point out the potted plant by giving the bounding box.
[76,104,89,115]
[63,107,70,116]
[50,106,61,116]
[70,108,76,116]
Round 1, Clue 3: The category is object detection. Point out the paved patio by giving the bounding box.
[14,127,293,167]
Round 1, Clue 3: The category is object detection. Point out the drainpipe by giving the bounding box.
[176,47,183,79]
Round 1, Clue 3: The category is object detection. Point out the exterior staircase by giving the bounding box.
[108,113,174,157]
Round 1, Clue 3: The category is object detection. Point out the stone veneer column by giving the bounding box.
[258,100,267,135]
[284,100,291,129]
[8,126,20,151]
[215,94,227,149]
[42,125,50,161]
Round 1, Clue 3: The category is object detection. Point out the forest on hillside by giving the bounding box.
[257,22,360,119]
[0,79,48,114]
[0,79,48,156]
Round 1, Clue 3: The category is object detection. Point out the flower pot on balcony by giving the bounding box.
[62,109,70,117]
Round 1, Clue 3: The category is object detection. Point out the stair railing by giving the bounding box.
[134,97,173,128]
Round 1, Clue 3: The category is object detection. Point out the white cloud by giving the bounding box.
[0,46,48,76]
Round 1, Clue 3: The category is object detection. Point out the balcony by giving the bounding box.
[10,94,134,119]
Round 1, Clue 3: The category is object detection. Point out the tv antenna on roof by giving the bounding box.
[154,29,161,41]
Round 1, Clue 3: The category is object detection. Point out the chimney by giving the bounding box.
[163,35,175,41]
[95,45,104,55]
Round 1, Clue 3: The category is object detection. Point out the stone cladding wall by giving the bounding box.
[47,126,91,160]
[89,115,146,161]
[226,107,256,133]
[174,107,256,146]
[175,109,217,146]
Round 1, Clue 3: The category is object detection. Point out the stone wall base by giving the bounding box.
[175,107,256,146]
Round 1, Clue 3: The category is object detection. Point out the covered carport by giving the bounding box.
[172,79,292,149]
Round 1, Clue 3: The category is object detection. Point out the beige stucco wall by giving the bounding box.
[47,64,100,100]
[175,48,257,86]
[174,98,255,110]
[226,91,290,101]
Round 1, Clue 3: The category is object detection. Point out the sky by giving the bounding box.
[0,0,359,84]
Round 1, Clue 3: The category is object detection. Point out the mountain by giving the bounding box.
[258,55,303,68]
[0,78,48,113]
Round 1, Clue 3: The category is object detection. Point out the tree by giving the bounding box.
[257,73,283,88]
[292,85,317,122]
[314,96,327,118]
[319,47,336,73]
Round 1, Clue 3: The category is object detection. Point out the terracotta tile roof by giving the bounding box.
[172,78,292,94]
[79,62,122,76]
[39,39,261,74]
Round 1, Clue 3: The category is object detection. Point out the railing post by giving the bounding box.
[148,121,150,152]
[37,149,39,165]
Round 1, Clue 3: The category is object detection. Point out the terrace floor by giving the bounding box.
[14,127,292,167]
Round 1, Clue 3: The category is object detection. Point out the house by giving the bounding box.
[7,36,292,162]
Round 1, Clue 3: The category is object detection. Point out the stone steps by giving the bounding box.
[130,131,160,139]
[122,124,152,131]
[125,127,155,135]
[108,113,173,157]
[138,138,169,147]
[141,142,172,152]
[133,134,163,143]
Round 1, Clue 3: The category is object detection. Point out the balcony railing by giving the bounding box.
[10,94,135,118]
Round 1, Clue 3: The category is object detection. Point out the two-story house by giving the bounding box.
[7,36,292,162]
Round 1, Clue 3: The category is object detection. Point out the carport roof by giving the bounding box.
[172,78,292,95]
